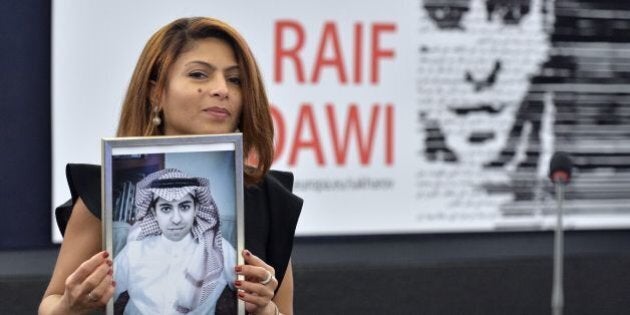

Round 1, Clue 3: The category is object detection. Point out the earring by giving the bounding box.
[151,106,161,126]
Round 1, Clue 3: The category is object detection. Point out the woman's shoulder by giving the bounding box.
[261,170,302,207]
[266,170,303,217]
[245,170,302,212]
[246,169,303,226]
[265,170,294,190]
[65,163,101,209]
[55,163,102,235]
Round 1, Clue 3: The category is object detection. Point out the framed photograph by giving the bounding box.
[102,134,244,315]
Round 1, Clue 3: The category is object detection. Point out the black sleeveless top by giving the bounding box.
[55,163,303,290]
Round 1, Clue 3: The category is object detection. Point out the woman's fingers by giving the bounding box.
[242,250,275,272]
[236,280,275,314]
[79,259,112,297]
[66,251,110,287]
[234,278,274,298]
[237,265,276,284]
[235,249,278,312]
[237,288,273,308]
[234,264,276,295]
[100,280,116,305]
[85,266,115,305]
[240,250,276,281]
[238,249,277,285]
[61,251,113,312]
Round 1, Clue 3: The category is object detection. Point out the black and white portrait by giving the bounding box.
[416,0,630,228]
[103,136,244,314]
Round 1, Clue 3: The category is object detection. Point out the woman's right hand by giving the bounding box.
[60,251,115,313]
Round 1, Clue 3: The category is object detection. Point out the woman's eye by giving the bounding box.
[228,76,242,85]
[188,71,207,79]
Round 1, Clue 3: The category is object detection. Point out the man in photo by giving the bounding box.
[114,168,236,314]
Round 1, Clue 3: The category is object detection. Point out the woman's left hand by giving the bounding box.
[234,249,279,315]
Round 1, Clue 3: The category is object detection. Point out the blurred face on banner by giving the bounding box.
[417,0,552,168]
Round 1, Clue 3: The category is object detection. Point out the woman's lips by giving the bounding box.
[202,106,230,119]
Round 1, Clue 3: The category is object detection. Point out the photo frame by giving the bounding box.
[102,134,245,315]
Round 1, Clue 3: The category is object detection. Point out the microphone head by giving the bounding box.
[549,152,573,183]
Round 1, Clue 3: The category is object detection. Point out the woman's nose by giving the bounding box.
[209,74,229,99]
[464,60,502,92]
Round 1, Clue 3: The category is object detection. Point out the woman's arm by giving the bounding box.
[39,198,114,315]
[273,259,294,315]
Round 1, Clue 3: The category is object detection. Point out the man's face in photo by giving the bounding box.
[418,0,552,167]
[154,194,197,241]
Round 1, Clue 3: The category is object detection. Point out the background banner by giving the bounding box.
[53,0,630,242]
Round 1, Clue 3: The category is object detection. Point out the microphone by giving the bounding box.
[549,152,573,184]
[549,152,573,315]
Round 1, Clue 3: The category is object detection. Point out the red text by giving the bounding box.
[272,103,394,166]
[274,20,396,84]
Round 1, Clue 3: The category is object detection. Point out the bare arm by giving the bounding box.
[273,259,294,315]
[39,198,113,315]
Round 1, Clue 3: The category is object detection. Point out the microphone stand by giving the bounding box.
[551,181,565,315]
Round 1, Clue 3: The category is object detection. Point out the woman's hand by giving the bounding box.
[234,249,279,315]
[60,251,115,314]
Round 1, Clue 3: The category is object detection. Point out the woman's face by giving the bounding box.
[158,37,243,136]
[154,194,197,241]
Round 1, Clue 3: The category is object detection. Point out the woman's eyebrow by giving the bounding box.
[186,60,214,68]
[185,61,239,72]
[224,65,240,72]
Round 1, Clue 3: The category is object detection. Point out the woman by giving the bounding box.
[114,168,236,314]
[39,17,302,315]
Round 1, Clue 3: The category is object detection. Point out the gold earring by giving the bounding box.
[151,106,161,126]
